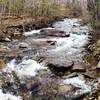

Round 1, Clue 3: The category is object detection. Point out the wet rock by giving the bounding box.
[40,28,70,37]
[63,72,78,78]
[46,58,74,71]
[24,24,34,31]
[97,61,100,69]
[37,57,46,63]
[4,37,11,42]
[19,43,29,48]
[71,62,86,72]
[82,72,95,79]
[46,40,56,45]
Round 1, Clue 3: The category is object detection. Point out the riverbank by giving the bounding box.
[85,29,100,73]
[0,8,82,42]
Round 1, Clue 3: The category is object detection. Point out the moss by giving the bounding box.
[19,92,32,100]
[89,40,100,57]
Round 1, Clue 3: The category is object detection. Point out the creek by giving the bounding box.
[0,18,99,100]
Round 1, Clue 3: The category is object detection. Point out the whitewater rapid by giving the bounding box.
[0,18,91,100]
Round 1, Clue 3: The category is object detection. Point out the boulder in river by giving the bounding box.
[71,62,86,72]
[40,28,70,37]
[19,42,29,48]
[46,58,74,71]
[4,38,11,42]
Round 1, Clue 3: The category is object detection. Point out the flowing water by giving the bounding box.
[0,18,98,100]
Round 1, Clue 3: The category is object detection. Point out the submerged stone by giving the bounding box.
[40,28,70,37]
[46,40,56,45]
[4,38,11,42]
[46,58,74,71]
[0,37,11,42]
[71,62,86,72]
[82,72,95,79]
[19,43,29,48]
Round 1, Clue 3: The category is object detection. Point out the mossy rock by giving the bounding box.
[89,40,100,57]
[6,27,22,38]
[19,92,32,100]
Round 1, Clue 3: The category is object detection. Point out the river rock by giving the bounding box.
[4,37,11,42]
[19,43,29,48]
[40,28,70,37]
[97,61,100,69]
[71,62,86,72]
[46,58,74,71]
[83,72,95,79]
[63,72,78,78]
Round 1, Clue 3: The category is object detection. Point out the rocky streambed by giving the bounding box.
[0,18,100,100]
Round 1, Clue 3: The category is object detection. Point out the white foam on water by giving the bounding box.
[31,18,89,53]
[53,18,81,32]
[31,33,88,53]
[51,18,89,52]
[0,89,22,100]
[63,77,91,95]
[3,59,47,79]
[24,27,55,36]
[24,30,41,36]
[24,18,89,56]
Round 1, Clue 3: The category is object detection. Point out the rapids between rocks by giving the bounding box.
[0,18,99,100]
